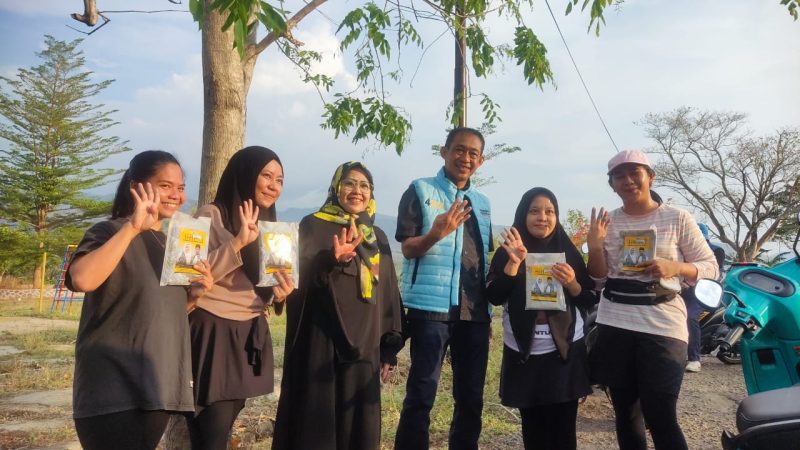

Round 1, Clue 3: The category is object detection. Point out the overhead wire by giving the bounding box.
[543,0,620,152]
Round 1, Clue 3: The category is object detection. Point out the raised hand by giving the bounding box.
[499,227,527,276]
[234,199,260,251]
[333,220,364,263]
[271,269,295,302]
[587,207,610,251]
[429,198,471,241]
[129,182,160,232]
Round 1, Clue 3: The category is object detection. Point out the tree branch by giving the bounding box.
[247,0,328,61]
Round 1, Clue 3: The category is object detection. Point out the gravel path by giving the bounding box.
[576,355,746,450]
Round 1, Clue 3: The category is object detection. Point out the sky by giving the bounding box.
[1,0,799,231]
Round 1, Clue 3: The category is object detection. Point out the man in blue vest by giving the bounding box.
[394,127,493,450]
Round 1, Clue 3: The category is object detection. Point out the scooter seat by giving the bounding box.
[737,385,800,432]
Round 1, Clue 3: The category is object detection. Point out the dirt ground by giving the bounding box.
[0,315,746,450]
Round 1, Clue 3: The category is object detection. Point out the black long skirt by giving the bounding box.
[189,308,274,409]
[499,338,592,408]
[272,308,382,450]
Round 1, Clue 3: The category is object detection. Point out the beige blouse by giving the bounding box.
[193,204,266,321]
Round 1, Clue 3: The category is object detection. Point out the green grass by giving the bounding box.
[0,357,74,395]
[0,296,81,321]
[0,299,521,449]
[379,318,518,449]
[263,313,519,450]
[7,328,77,359]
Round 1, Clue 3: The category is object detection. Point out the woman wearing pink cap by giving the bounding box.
[586,149,718,450]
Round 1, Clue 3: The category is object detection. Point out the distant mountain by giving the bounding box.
[278,207,401,253]
[279,207,509,254]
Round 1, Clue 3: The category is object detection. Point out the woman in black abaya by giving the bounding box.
[272,161,404,450]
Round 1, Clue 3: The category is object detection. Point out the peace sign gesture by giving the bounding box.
[129,182,160,232]
[333,219,364,263]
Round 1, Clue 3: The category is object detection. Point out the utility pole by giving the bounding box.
[453,8,468,127]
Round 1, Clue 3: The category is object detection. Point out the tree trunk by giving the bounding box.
[32,264,42,289]
[197,0,252,205]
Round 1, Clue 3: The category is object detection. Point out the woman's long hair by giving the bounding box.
[111,150,181,219]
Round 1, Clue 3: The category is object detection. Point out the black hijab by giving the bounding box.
[491,187,592,360]
[213,146,282,299]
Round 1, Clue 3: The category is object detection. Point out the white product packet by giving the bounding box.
[257,221,299,287]
[525,252,567,311]
[160,211,211,286]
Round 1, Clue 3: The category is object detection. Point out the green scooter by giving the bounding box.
[694,211,800,449]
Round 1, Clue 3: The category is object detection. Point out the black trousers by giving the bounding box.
[187,399,246,450]
[395,319,490,450]
[589,324,688,450]
[519,400,579,450]
[74,409,172,450]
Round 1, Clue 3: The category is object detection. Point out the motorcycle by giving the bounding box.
[693,211,800,450]
[698,295,741,364]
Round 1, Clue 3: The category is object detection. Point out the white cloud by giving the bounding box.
[1,0,798,225]
[287,101,308,118]
[249,21,358,97]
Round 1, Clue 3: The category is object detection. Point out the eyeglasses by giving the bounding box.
[450,147,482,161]
[340,178,373,192]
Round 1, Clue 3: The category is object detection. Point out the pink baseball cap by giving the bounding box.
[607,149,652,175]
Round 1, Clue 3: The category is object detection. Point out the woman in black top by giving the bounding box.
[272,162,404,450]
[486,187,597,450]
[67,151,212,450]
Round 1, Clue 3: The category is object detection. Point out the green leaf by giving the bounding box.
[513,27,554,89]
[233,19,246,58]
[322,96,411,155]
[258,2,287,35]
[189,0,204,27]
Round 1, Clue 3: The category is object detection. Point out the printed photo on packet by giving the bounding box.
[620,229,657,272]
[525,252,567,311]
[160,211,211,286]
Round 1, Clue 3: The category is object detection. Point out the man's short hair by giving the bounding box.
[445,127,485,153]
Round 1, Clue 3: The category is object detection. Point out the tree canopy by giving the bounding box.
[191,0,621,155]
[642,107,800,262]
[0,35,129,284]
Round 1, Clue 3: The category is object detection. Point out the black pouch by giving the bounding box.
[603,278,677,305]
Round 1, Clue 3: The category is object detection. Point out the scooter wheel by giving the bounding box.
[717,350,742,365]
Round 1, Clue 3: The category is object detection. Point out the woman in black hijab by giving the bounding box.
[188,146,295,450]
[272,161,404,450]
[486,187,598,450]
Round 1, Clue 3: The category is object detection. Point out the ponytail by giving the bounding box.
[111,169,134,219]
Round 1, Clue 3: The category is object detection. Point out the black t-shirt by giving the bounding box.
[67,218,194,418]
[395,185,493,322]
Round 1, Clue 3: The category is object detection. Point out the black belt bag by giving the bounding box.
[603,278,677,305]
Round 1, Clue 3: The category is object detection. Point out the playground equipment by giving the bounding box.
[50,245,84,313]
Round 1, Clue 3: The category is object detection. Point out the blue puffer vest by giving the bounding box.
[400,168,492,313]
